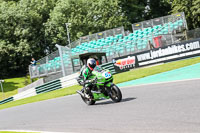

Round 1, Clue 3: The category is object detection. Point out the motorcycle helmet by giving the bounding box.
[87,58,96,71]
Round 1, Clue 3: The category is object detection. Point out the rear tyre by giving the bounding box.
[110,85,122,102]
[81,95,96,105]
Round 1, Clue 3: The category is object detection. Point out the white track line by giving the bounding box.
[0,130,76,133]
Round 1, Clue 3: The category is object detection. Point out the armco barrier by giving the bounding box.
[14,87,37,101]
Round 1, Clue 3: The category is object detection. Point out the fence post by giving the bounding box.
[29,65,32,79]
[55,44,66,77]
[122,26,125,36]
[0,80,5,99]
[182,12,188,30]
[185,30,188,41]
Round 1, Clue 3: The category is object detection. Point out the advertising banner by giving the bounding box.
[113,38,200,73]
[113,55,138,73]
[137,38,200,67]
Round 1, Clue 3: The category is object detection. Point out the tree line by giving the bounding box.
[0,0,199,78]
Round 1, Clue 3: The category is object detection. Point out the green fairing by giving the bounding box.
[77,66,122,104]
[93,93,110,100]
[89,66,113,101]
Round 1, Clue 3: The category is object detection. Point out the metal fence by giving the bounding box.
[132,12,187,32]
[29,50,61,79]
[186,28,200,40]
[80,27,125,43]
[70,40,81,48]
[29,12,190,80]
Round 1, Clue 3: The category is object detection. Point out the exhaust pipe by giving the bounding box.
[76,90,85,97]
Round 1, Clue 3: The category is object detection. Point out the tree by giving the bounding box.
[44,0,128,48]
[145,0,171,19]
[190,0,200,29]
[118,0,171,30]
[171,0,200,29]
[119,0,146,24]
[0,0,56,78]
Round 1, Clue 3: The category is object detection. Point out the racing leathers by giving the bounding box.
[78,65,94,97]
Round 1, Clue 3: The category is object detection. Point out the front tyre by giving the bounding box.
[110,84,122,102]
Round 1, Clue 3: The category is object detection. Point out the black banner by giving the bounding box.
[113,38,200,73]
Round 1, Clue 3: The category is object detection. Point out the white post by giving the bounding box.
[65,23,71,49]
[55,44,66,77]
[0,80,5,99]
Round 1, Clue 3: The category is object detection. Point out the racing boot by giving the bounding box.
[84,87,92,99]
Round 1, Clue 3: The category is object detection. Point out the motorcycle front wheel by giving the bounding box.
[110,84,122,102]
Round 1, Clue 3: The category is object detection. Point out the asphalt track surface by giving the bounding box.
[0,79,200,133]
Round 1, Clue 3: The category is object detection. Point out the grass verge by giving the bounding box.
[0,77,28,101]
[0,76,38,101]
[0,56,200,110]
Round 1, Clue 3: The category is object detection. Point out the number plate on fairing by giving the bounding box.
[102,72,111,79]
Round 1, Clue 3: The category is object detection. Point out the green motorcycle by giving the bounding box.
[77,66,122,105]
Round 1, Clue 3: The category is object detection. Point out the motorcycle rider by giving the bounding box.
[77,58,97,99]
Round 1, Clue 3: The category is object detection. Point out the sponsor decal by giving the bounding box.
[113,56,136,70]
[137,41,200,62]
[103,72,111,79]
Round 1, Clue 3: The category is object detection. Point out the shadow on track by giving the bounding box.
[95,97,136,106]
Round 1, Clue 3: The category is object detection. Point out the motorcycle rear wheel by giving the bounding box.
[81,95,96,105]
[110,84,122,102]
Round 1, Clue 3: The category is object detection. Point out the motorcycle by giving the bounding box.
[76,66,122,105]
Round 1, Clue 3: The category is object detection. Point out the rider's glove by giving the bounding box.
[92,78,97,83]
[89,78,96,84]
[89,79,95,83]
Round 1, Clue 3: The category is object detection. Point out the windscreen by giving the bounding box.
[94,66,103,72]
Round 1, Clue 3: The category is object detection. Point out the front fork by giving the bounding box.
[104,82,115,97]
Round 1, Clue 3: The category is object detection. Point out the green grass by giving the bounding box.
[0,77,29,101]
[0,56,200,110]
[0,75,37,101]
